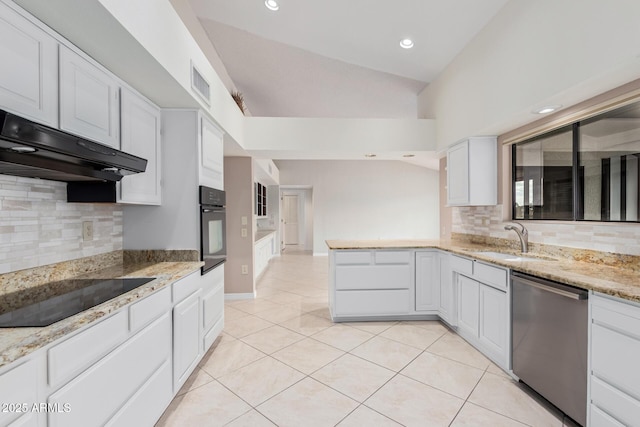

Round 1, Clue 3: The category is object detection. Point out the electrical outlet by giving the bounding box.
[241,216,247,225]
[241,228,247,238]
[241,265,248,275]
[82,221,94,241]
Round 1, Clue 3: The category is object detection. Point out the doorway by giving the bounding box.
[280,186,313,252]
[283,194,299,246]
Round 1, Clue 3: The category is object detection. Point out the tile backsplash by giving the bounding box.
[0,175,122,274]
[453,204,640,256]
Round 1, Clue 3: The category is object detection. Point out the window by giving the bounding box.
[255,182,267,217]
[512,100,640,222]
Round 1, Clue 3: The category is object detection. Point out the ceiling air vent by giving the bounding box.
[191,62,210,105]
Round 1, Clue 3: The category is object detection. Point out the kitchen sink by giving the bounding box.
[472,251,553,262]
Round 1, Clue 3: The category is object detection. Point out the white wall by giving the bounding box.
[276,160,439,254]
[419,0,640,150]
[244,117,436,158]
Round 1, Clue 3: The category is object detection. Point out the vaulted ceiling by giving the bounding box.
[188,0,509,118]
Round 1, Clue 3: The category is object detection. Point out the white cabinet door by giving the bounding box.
[415,251,439,312]
[0,1,58,126]
[0,360,39,427]
[173,290,201,393]
[447,140,469,205]
[438,252,457,326]
[200,115,224,189]
[59,45,120,148]
[457,275,479,337]
[119,88,161,205]
[447,137,497,206]
[478,284,507,361]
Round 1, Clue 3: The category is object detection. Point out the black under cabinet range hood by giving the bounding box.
[0,109,147,185]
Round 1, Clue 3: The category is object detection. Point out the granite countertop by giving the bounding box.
[325,239,640,304]
[255,229,276,243]
[0,255,203,369]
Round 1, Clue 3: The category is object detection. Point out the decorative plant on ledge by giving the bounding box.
[231,91,246,115]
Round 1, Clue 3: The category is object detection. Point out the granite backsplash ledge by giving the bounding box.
[452,232,640,272]
[0,249,201,298]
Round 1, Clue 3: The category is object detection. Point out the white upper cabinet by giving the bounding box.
[447,136,497,206]
[199,115,224,189]
[119,88,161,205]
[59,45,120,148]
[0,1,58,126]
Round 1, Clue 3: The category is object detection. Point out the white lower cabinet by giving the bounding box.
[452,256,509,369]
[590,293,640,427]
[331,249,413,319]
[0,359,40,427]
[457,275,480,337]
[202,265,224,352]
[438,253,457,326]
[478,283,507,358]
[0,267,226,427]
[415,250,440,312]
[48,313,172,427]
[173,290,201,394]
[254,233,275,280]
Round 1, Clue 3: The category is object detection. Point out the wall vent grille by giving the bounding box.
[191,63,210,105]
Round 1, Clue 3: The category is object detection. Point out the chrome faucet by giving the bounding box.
[504,222,529,253]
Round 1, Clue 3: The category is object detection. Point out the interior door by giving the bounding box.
[283,195,299,245]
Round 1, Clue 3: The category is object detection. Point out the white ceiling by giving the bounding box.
[188,0,509,83]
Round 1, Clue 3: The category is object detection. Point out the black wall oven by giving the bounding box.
[200,186,226,274]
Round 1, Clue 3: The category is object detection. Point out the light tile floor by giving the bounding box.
[157,251,579,427]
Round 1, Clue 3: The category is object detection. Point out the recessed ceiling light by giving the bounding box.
[533,105,562,114]
[399,38,414,49]
[402,154,415,158]
[264,0,279,11]
[364,153,377,158]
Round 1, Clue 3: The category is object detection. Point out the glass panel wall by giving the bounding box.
[512,99,640,223]
[513,127,574,220]
[579,103,640,221]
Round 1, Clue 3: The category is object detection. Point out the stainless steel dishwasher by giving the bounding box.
[511,272,588,426]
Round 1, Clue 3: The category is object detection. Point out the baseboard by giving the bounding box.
[224,292,255,301]
[312,252,328,256]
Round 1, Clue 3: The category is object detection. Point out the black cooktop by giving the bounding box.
[0,277,155,328]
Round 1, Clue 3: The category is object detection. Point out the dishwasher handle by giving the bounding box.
[512,274,588,300]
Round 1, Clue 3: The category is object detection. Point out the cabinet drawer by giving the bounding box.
[201,263,224,294]
[129,286,171,333]
[335,290,410,316]
[335,265,411,290]
[450,255,473,276]
[591,376,640,427]
[48,314,171,427]
[48,310,128,388]
[590,404,626,427]
[592,296,640,339]
[374,251,411,264]
[474,262,508,291]
[334,251,371,265]
[591,323,640,401]
[0,361,37,427]
[172,271,201,304]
